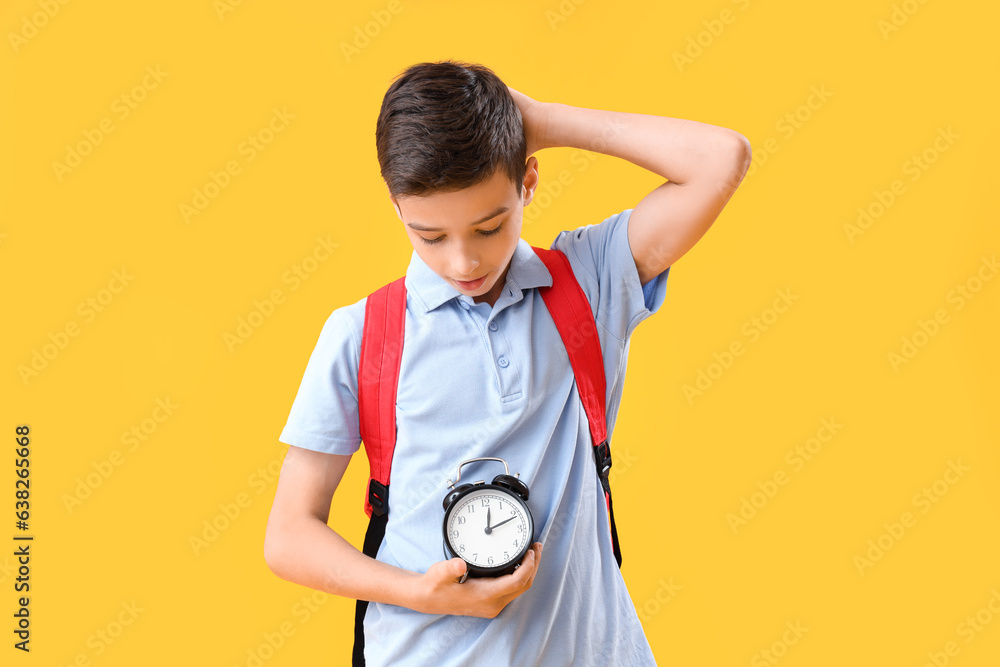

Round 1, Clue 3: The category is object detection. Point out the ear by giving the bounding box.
[521,156,540,207]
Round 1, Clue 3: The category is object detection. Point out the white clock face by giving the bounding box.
[445,487,531,569]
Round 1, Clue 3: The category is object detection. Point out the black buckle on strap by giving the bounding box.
[368,479,389,516]
[593,439,612,492]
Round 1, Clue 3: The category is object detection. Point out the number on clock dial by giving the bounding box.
[447,490,529,568]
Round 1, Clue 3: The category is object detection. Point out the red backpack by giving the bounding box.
[352,246,621,666]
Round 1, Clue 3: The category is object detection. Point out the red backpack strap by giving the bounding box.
[358,276,407,518]
[532,246,622,567]
[354,275,406,666]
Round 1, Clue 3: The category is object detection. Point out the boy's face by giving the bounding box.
[391,157,539,308]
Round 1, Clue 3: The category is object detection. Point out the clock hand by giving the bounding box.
[491,515,517,530]
[485,506,492,535]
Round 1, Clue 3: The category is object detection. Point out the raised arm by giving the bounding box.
[509,87,751,285]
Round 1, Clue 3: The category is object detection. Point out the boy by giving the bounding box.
[264,60,750,665]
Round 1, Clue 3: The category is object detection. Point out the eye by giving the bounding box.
[478,224,504,237]
[418,224,504,246]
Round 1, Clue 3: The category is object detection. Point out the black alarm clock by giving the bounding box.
[441,457,534,583]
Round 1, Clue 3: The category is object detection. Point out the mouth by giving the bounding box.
[454,274,487,290]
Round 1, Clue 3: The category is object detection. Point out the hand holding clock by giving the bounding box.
[407,542,544,619]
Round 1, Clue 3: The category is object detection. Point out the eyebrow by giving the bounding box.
[405,206,508,232]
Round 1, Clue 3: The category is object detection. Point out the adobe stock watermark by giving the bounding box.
[61,398,178,514]
[727,417,844,534]
[525,446,640,552]
[853,459,970,576]
[404,426,636,524]
[710,135,753,207]
[635,577,682,625]
[179,106,295,223]
[55,600,144,667]
[214,0,248,20]
[545,0,588,30]
[340,0,405,63]
[733,84,833,186]
[52,65,169,183]
[917,588,1000,667]
[223,235,340,353]
[189,451,284,556]
[0,554,22,586]
[606,446,637,488]
[887,254,997,372]
[877,0,932,41]
[672,0,754,73]
[682,288,799,404]
[524,116,628,227]
[843,126,959,244]
[401,414,510,512]
[536,455,629,559]
[8,0,72,54]
[232,590,331,667]
[17,268,134,386]
[523,168,576,228]
[409,616,482,665]
[750,619,809,667]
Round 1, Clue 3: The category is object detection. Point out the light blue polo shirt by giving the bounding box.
[278,207,669,666]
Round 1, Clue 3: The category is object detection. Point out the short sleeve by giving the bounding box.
[277,305,363,455]
[550,208,669,342]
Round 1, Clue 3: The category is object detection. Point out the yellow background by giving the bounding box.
[2,0,998,664]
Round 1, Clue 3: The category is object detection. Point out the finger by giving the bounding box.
[477,545,543,600]
[521,544,543,590]
[527,542,542,569]
[450,557,468,583]
[509,548,538,591]
[427,557,466,586]
[482,549,535,599]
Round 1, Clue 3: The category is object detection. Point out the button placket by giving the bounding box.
[457,298,521,401]
[488,316,509,369]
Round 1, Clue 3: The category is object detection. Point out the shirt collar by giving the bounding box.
[404,238,553,313]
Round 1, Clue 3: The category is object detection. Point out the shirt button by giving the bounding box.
[497,356,509,368]
[488,321,498,331]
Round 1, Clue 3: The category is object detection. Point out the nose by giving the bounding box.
[450,242,480,278]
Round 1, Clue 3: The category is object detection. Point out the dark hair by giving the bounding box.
[375,59,526,199]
